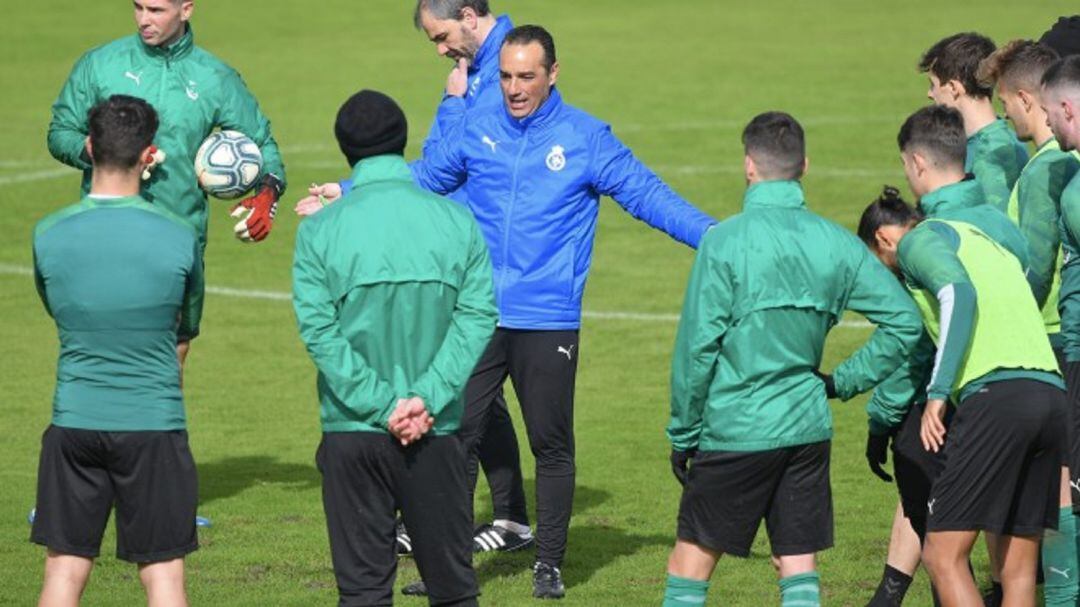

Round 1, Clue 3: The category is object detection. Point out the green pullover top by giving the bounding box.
[47,26,286,246]
[866,178,1031,433]
[292,155,498,434]
[666,180,923,452]
[1057,166,1080,362]
[1008,138,1080,345]
[966,117,1029,213]
[33,195,203,431]
[880,220,1061,423]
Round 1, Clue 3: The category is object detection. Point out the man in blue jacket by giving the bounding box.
[296,1,534,561]
[410,24,717,598]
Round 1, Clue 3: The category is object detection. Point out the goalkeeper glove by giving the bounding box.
[231,173,284,243]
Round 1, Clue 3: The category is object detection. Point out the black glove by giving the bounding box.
[866,431,893,482]
[670,449,696,486]
[813,369,837,399]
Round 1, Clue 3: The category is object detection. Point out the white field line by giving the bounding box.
[0,169,75,186]
[0,263,872,328]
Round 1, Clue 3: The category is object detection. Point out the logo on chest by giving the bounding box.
[124,71,142,87]
[185,80,199,101]
[545,145,566,172]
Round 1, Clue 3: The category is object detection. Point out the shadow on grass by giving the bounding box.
[470,484,669,589]
[198,456,320,505]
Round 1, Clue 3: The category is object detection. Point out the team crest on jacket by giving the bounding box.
[546,145,566,172]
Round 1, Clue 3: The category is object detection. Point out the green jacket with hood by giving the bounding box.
[47,26,286,246]
[666,180,923,452]
[292,156,497,435]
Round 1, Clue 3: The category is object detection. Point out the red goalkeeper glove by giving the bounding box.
[231,174,284,243]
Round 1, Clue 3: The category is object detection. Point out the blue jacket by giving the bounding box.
[412,88,717,329]
[339,15,513,196]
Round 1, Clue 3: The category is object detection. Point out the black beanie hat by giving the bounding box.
[335,90,408,167]
[1040,16,1080,59]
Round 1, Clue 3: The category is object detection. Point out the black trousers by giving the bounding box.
[317,433,478,607]
[459,328,579,566]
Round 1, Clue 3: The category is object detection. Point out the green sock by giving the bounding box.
[779,571,820,607]
[662,574,709,606]
[1043,507,1080,605]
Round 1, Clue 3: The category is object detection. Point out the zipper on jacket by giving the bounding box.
[158,55,170,109]
[498,131,530,319]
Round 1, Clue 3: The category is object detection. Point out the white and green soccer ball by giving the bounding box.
[194,130,263,199]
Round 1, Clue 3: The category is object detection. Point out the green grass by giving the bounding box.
[0,1,1059,604]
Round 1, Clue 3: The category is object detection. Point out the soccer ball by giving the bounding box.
[194,130,263,199]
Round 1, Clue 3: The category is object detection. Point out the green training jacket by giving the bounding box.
[1058,166,1080,362]
[666,180,923,453]
[47,26,286,246]
[866,178,1030,433]
[292,155,498,435]
[899,220,1060,402]
[966,118,1029,213]
[1009,138,1079,343]
[33,195,203,431]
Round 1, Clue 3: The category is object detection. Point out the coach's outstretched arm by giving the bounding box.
[830,252,924,401]
[292,220,398,427]
[591,127,717,249]
[409,124,469,195]
[411,220,498,416]
[667,230,732,452]
[47,53,94,171]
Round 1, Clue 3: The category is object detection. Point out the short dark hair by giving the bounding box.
[897,105,966,169]
[741,112,805,180]
[857,186,922,247]
[502,25,557,73]
[1042,55,1080,99]
[977,39,1059,92]
[87,95,158,171]
[413,0,490,28]
[919,33,997,99]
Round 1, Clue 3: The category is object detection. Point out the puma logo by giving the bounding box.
[1050,567,1071,579]
[124,71,141,86]
[557,345,575,360]
[481,135,498,153]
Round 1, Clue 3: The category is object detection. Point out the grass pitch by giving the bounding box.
[0,1,1059,604]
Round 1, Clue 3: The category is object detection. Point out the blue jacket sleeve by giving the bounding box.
[422,95,468,159]
[590,126,717,248]
[410,118,469,195]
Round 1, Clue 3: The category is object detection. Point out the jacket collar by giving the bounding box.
[472,15,513,80]
[501,87,563,133]
[139,24,195,61]
[348,155,414,188]
[918,178,983,216]
[967,117,1008,144]
[742,180,806,210]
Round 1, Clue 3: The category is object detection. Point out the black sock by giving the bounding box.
[982,582,1003,607]
[867,565,912,607]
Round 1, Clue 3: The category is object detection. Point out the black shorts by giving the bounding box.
[30,425,199,563]
[677,441,832,557]
[926,379,1066,537]
[892,400,952,538]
